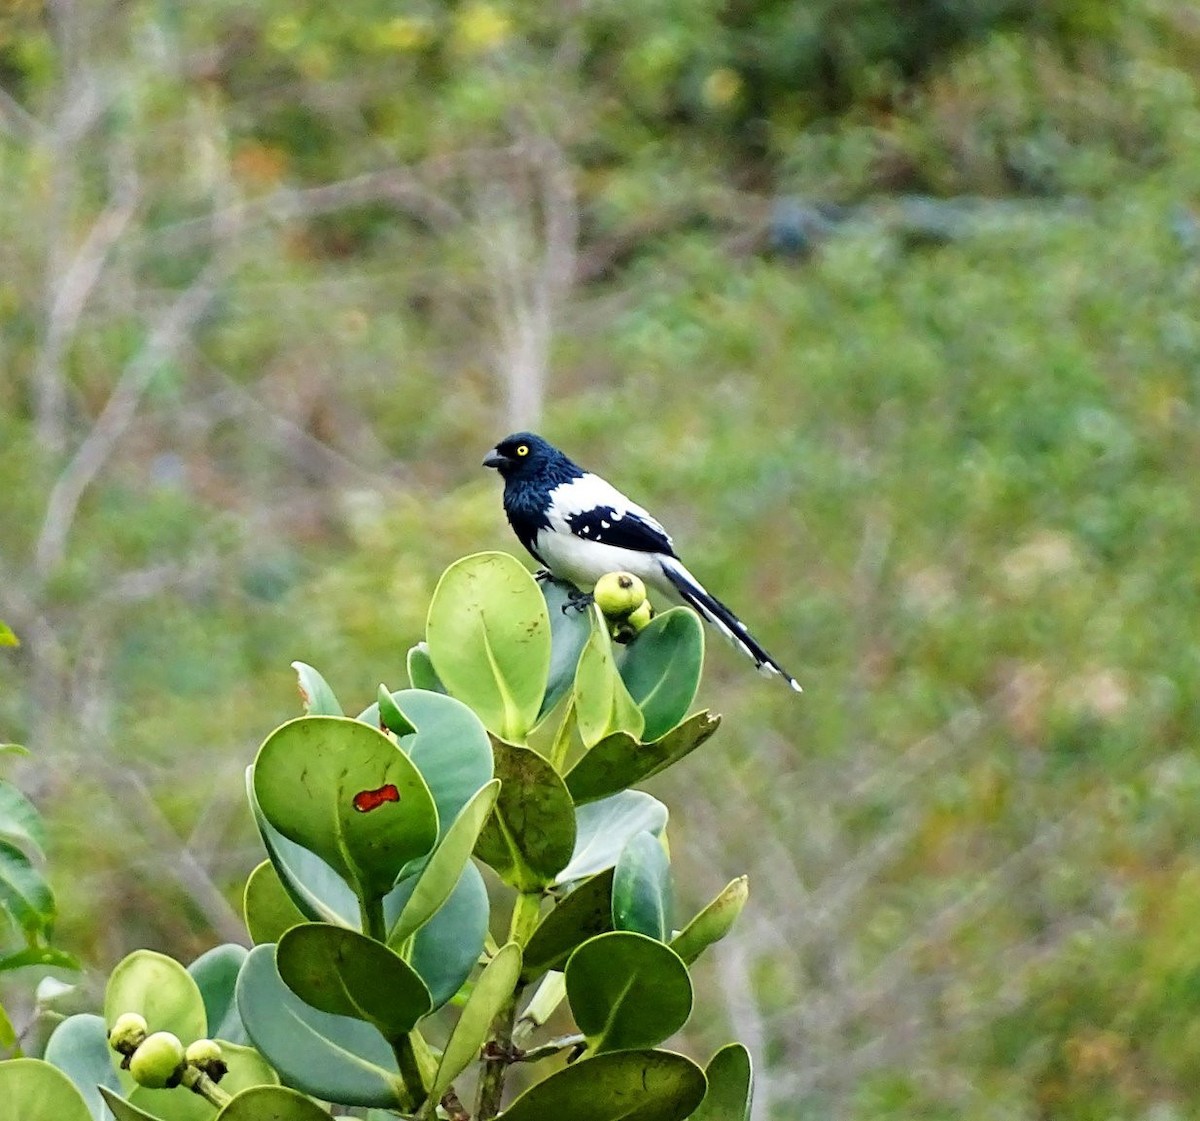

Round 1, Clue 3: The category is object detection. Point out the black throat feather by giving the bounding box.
[501,452,583,565]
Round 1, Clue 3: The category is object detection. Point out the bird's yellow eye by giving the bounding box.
[516,444,529,457]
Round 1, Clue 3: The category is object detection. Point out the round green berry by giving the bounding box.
[185,1038,228,1081]
[107,1012,148,1056]
[129,1031,186,1089]
[624,598,653,633]
[594,572,647,620]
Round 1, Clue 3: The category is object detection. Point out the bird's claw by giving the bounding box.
[561,589,594,615]
[533,568,553,584]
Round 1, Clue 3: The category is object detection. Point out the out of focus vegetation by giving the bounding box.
[2,0,1200,1117]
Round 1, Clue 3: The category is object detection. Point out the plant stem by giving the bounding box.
[180,1067,233,1108]
[393,1033,426,1109]
[475,890,544,1120]
[548,699,575,773]
[514,1032,585,1063]
[361,893,387,942]
[508,887,543,950]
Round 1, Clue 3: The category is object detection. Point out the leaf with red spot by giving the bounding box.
[353,784,400,814]
[254,717,438,904]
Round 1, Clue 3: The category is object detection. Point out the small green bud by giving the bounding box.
[108,1012,148,1058]
[594,572,647,620]
[185,1038,228,1082]
[129,1031,186,1089]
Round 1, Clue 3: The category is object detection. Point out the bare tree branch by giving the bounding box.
[199,362,403,489]
[96,557,220,605]
[0,84,43,139]
[32,173,140,453]
[472,136,577,429]
[34,260,226,576]
[151,168,464,254]
[715,935,774,1121]
[95,762,249,947]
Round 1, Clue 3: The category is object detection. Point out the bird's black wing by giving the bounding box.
[562,505,676,556]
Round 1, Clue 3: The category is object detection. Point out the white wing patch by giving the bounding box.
[545,474,673,548]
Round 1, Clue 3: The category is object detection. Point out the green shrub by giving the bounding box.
[1,555,753,1120]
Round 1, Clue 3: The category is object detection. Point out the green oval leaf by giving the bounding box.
[243,861,308,945]
[523,870,614,982]
[236,945,404,1109]
[566,711,721,805]
[0,1059,91,1121]
[291,662,342,716]
[690,1043,753,1121]
[557,791,668,885]
[375,685,417,736]
[386,861,489,1010]
[0,840,54,934]
[618,607,704,741]
[426,552,551,741]
[0,1059,93,1121]
[474,740,575,890]
[537,578,592,723]
[612,831,671,941]
[389,780,499,943]
[254,716,438,902]
[0,621,19,647]
[496,1049,705,1121]
[216,1085,332,1121]
[406,644,444,693]
[97,1087,164,1121]
[574,618,645,749]
[104,950,207,1048]
[565,932,692,1054]
[188,944,249,1045]
[669,876,749,967]
[390,691,494,846]
[246,768,358,927]
[0,781,46,856]
[44,1014,121,1121]
[277,924,431,1042]
[429,941,522,1105]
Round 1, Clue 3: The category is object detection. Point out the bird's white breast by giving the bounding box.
[534,528,669,593]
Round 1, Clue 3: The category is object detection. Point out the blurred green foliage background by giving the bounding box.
[3,0,1200,1116]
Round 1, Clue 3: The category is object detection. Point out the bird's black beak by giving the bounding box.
[482,448,510,470]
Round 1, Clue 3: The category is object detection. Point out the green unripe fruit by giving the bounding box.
[185,1038,228,1082]
[612,598,654,644]
[595,572,647,620]
[624,598,653,634]
[129,1031,186,1089]
[108,1012,148,1057]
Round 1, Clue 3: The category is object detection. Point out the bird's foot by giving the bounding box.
[533,568,553,584]
[561,589,594,615]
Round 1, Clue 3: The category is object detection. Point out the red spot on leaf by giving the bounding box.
[353,784,400,813]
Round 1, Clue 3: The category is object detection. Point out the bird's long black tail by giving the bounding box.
[659,557,802,693]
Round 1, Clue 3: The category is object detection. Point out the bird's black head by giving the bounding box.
[482,432,571,480]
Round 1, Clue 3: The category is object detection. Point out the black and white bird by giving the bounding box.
[483,432,802,692]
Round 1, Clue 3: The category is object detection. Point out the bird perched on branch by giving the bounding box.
[483,432,802,692]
